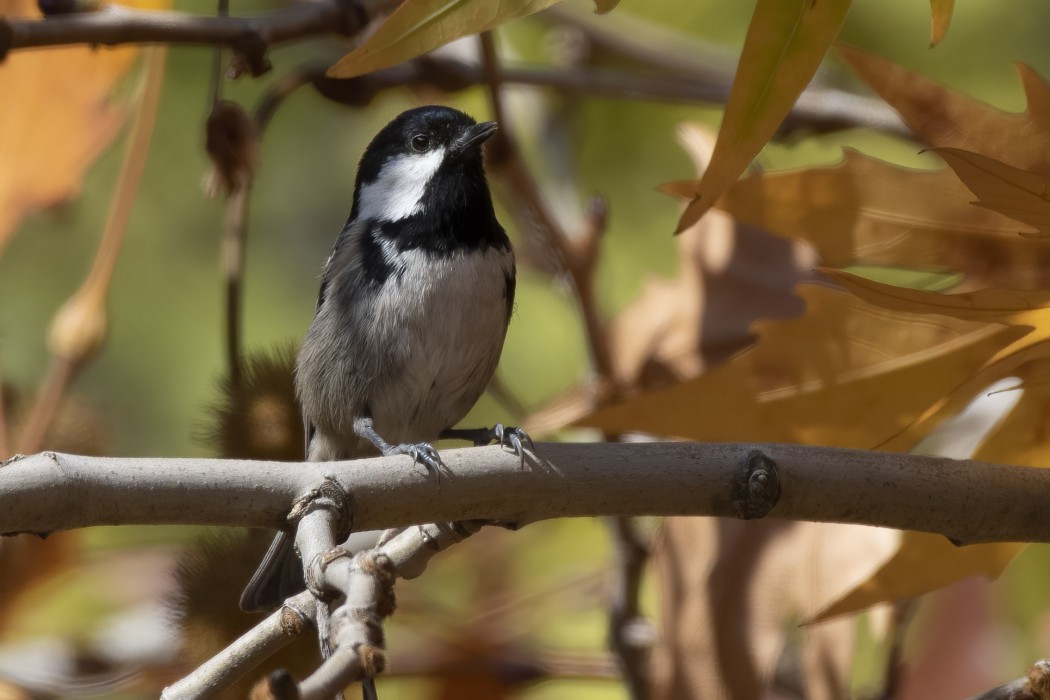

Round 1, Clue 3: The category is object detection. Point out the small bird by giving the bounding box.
[240,105,523,614]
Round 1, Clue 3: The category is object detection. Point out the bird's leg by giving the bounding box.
[353,415,445,474]
[441,423,534,467]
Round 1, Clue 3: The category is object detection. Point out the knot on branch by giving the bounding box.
[356,551,397,618]
[305,545,351,598]
[279,600,313,637]
[287,478,353,536]
[731,450,781,519]
[1028,660,1050,699]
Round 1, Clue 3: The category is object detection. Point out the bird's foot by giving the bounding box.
[441,423,534,467]
[383,441,446,474]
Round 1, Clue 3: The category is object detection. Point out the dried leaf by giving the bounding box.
[714,150,1050,289]
[825,269,1050,371]
[328,0,564,79]
[812,533,1020,622]
[528,124,815,432]
[929,0,954,46]
[578,285,1024,449]
[839,46,1050,175]
[932,147,1050,236]
[672,0,852,231]
[0,0,139,254]
[650,518,897,699]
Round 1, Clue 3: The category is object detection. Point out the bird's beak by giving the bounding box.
[454,121,499,154]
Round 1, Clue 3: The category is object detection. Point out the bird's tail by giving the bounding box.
[238,530,305,612]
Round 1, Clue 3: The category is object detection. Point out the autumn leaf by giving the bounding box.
[812,533,1020,622]
[710,149,1050,289]
[328,0,565,79]
[0,0,142,254]
[577,285,1024,449]
[528,124,816,434]
[932,147,1050,236]
[650,519,897,699]
[825,269,1050,368]
[838,46,1050,175]
[929,0,954,46]
[671,0,852,232]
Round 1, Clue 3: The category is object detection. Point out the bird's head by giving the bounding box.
[351,106,499,224]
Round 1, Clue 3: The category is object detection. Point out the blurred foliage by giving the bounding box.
[5,0,1050,698]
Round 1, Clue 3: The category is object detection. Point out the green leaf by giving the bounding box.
[328,0,565,79]
[670,0,852,233]
[929,0,954,46]
[592,0,619,13]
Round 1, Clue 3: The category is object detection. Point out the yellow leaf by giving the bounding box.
[0,0,141,254]
[328,0,563,79]
[933,147,1050,236]
[929,0,954,46]
[811,534,1020,622]
[671,0,852,232]
[711,150,1048,289]
[838,46,1050,175]
[577,285,1024,448]
[823,269,1050,450]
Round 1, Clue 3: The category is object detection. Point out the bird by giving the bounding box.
[239,105,526,616]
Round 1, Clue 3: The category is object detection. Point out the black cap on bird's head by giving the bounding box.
[355,106,497,184]
[350,106,501,230]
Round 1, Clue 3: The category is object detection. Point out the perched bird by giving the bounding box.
[240,105,523,614]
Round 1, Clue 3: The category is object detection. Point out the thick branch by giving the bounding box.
[2,443,1050,544]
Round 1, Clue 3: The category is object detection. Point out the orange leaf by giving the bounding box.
[0,0,141,253]
[838,46,1050,175]
[929,0,954,46]
[577,285,1023,449]
[811,533,1020,622]
[714,150,1049,288]
[932,147,1050,236]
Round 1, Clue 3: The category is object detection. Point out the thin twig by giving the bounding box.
[17,48,166,454]
[0,359,8,458]
[477,42,616,387]
[877,600,918,700]
[161,592,317,700]
[607,516,653,699]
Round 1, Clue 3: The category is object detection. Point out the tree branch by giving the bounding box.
[0,0,401,75]
[965,660,1050,700]
[2,443,1050,544]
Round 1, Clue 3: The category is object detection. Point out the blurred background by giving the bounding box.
[4,0,1050,697]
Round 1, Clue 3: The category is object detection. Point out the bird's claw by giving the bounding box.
[388,441,446,474]
[492,423,533,468]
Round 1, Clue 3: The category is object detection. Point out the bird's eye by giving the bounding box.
[410,134,431,152]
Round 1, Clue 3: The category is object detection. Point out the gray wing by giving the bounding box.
[303,217,373,456]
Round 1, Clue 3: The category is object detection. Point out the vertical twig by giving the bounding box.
[0,360,8,458]
[608,515,653,700]
[17,48,167,454]
[479,29,650,699]
[877,600,918,700]
[478,32,614,389]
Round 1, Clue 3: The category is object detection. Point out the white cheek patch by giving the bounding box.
[357,148,446,222]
